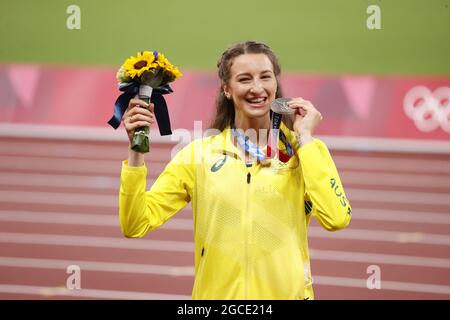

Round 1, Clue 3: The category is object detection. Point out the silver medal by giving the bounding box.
[270,97,294,114]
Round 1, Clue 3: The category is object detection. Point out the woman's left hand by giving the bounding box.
[288,97,323,136]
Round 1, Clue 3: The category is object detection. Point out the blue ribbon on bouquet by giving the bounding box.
[107,82,173,135]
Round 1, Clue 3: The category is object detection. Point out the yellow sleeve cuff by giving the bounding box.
[120,160,147,194]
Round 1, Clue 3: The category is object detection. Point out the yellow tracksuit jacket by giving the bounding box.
[119,124,352,300]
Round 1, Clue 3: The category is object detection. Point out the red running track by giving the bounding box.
[0,136,449,300]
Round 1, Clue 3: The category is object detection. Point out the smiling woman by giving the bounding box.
[225,54,277,119]
[118,40,352,300]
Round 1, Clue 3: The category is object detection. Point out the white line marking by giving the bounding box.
[320,135,450,155]
[2,211,450,245]
[1,154,449,176]
[0,155,121,175]
[0,124,171,143]
[0,257,194,276]
[335,156,450,174]
[314,275,450,295]
[309,249,450,268]
[0,141,171,162]
[0,232,195,252]
[1,208,449,227]
[308,227,450,245]
[340,171,450,189]
[0,258,449,296]
[2,242,450,272]
[2,123,450,154]
[348,208,450,225]
[1,171,448,190]
[0,172,119,189]
[0,210,192,229]
[0,190,118,207]
[345,188,450,206]
[1,188,449,207]
[1,226,450,254]
[0,284,190,300]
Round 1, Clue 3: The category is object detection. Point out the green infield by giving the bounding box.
[0,0,449,74]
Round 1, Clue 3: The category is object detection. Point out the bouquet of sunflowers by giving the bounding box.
[108,50,182,153]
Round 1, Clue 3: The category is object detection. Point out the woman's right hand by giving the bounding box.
[122,98,156,144]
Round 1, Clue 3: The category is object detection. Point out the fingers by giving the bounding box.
[123,99,155,120]
[148,103,154,114]
[288,98,322,120]
[287,98,313,110]
[128,98,150,109]
[128,99,155,116]
[122,101,156,135]
[123,113,155,128]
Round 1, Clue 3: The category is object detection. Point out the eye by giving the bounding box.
[238,78,251,83]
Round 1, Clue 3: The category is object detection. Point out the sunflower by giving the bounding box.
[155,54,182,80]
[156,53,169,68]
[167,65,182,80]
[122,51,156,79]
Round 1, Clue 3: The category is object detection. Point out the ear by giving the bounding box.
[223,84,231,99]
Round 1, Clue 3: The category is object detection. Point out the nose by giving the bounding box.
[250,79,264,94]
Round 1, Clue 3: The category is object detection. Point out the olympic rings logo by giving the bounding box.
[403,86,450,133]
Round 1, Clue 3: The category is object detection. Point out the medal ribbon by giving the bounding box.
[231,127,267,161]
[231,117,293,163]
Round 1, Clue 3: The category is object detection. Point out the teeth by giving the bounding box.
[248,98,265,103]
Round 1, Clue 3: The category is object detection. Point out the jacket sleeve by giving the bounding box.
[119,143,196,238]
[298,138,352,231]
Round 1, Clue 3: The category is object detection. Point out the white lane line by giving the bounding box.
[1,154,449,176]
[309,249,450,268]
[1,188,449,207]
[0,124,172,143]
[0,156,121,174]
[0,210,192,229]
[0,141,126,159]
[340,171,450,189]
[0,156,166,178]
[0,257,194,276]
[1,208,449,227]
[1,258,449,296]
[320,135,450,155]
[314,275,450,295]
[308,227,450,245]
[0,219,450,251]
[1,212,450,246]
[0,211,119,226]
[1,171,449,190]
[0,190,118,207]
[0,232,195,252]
[0,141,172,163]
[348,208,450,225]
[1,227,450,253]
[335,156,450,174]
[0,172,119,189]
[2,242,450,272]
[346,188,450,206]
[2,153,449,179]
[0,284,190,300]
[2,123,450,154]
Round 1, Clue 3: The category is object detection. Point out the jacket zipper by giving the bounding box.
[193,245,207,297]
[244,168,252,299]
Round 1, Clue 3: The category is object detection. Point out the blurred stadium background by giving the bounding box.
[0,0,449,299]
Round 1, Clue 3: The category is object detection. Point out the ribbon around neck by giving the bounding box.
[231,121,293,163]
[107,82,173,136]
